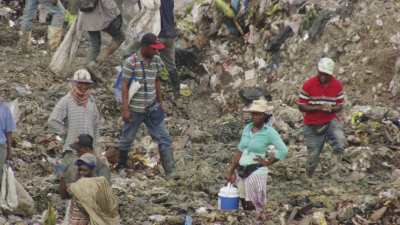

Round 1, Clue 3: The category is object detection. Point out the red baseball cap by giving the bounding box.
[141,33,165,50]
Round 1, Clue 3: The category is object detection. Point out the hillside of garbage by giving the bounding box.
[0,0,400,224]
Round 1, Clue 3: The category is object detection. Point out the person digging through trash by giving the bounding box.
[48,69,100,155]
[226,98,288,218]
[59,153,120,225]
[159,0,180,97]
[19,0,65,52]
[117,33,176,176]
[297,57,346,179]
[0,101,16,184]
[57,134,111,186]
[77,0,124,66]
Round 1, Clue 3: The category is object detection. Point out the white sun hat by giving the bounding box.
[243,98,274,113]
[70,69,94,83]
[317,57,335,75]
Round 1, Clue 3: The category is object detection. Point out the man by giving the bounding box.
[159,0,180,96]
[60,153,120,225]
[0,101,16,182]
[48,69,100,154]
[297,57,346,178]
[19,0,65,52]
[59,134,111,185]
[117,33,175,176]
[78,0,124,65]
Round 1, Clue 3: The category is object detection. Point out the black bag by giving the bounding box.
[237,164,262,179]
[78,0,99,12]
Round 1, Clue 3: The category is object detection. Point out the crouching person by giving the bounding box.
[225,99,288,219]
[60,153,119,225]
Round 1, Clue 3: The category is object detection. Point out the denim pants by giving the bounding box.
[21,0,65,31]
[119,103,172,155]
[87,15,124,62]
[304,119,345,174]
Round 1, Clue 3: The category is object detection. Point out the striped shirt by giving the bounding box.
[298,75,344,125]
[122,53,164,113]
[48,94,100,151]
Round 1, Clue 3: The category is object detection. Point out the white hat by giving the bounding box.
[243,98,274,113]
[317,57,335,75]
[70,69,94,83]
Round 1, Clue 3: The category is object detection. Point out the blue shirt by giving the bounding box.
[159,0,177,38]
[0,103,16,144]
[238,123,288,175]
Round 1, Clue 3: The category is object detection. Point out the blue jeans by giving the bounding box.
[21,0,65,31]
[304,119,345,174]
[119,103,172,154]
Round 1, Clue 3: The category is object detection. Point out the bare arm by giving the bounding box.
[121,79,131,122]
[59,176,70,199]
[227,151,242,174]
[122,79,129,112]
[155,78,161,103]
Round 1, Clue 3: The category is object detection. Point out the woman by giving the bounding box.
[226,98,288,215]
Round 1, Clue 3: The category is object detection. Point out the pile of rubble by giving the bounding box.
[1,0,400,224]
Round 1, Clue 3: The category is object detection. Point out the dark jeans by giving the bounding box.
[118,103,172,155]
[304,119,345,174]
[88,15,124,61]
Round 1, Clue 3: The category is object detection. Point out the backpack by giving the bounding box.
[78,0,99,12]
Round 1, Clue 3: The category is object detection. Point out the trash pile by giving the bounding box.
[0,0,400,224]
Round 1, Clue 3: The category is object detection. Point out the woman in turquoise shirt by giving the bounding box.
[226,98,288,217]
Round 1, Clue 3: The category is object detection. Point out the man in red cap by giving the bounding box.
[117,33,175,176]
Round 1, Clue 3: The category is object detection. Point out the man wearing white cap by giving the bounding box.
[298,57,346,178]
[48,69,100,154]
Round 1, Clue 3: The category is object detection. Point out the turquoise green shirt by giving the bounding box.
[237,123,288,175]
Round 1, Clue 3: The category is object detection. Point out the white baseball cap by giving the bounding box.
[69,69,94,83]
[317,57,335,75]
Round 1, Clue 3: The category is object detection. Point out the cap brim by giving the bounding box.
[150,42,166,50]
[75,159,96,168]
[68,79,94,84]
[70,143,81,151]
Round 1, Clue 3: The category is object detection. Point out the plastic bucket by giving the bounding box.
[218,184,239,211]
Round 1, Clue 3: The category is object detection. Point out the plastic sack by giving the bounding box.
[120,0,161,56]
[0,165,35,216]
[49,16,83,73]
[114,66,140,103]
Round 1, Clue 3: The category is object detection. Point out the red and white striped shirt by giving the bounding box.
[298,75,344,125]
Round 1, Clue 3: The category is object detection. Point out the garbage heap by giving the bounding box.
[1,0,400,224]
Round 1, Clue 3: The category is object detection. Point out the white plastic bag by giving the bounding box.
[49,17,83,73]
[114,66,141,103]
[0,165,18,210]
[121,0,161,56]
[0,165,35,216]
[128,80,141,103]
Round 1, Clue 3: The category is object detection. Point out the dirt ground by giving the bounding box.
[1,0,400,224]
